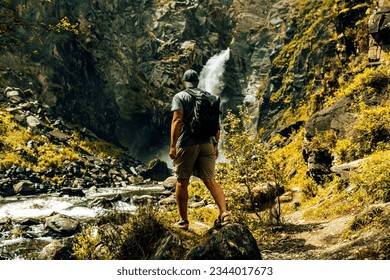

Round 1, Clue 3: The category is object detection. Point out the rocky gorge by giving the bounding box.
[1,0,299,161]
[1,0,390,260]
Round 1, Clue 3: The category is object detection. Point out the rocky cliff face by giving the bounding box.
[0,0,296,162]
[1,0,388,169]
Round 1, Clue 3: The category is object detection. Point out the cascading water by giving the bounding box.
[199,48,230,97]
[199,48,230,162]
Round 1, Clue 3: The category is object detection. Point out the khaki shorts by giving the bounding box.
[174,143,216,179]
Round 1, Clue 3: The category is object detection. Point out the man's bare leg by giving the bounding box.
[175,178,190,221]
[202,178,230,221]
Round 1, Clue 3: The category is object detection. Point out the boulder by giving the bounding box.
[13,180,36,195]
[149,231,184,260]
[163,176,177,191]
[38,239,75,260]
[304,96,356,140]
[5,87,24,98]
[26,115,41,128]
[48,129,72,142]
[186,223,261,260]
[132,194,158,205]
[141,159,172,181]
[330,159,365,182]
[252,182,285,209]
[303,96,357,182]
[1,180,16,196]
[159,194,176,205]
[45,214,80,236]
[369,6,390,45]
[189,200,207,208]
[128,175,144,185]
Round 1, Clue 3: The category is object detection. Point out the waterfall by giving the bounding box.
[198,48,230,96]
[199,48,230,163]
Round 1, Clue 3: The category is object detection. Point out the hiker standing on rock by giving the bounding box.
[169,69,231,230]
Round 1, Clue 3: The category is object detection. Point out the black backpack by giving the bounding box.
[186,89,221,138]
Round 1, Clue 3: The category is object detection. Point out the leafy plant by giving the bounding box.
[217,106,285,223]
[350,151,390,203]
[353,104,390,156]
[73,207,170,260]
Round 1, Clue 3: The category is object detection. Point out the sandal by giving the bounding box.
[174,219,189,230]
[214,211,231,228]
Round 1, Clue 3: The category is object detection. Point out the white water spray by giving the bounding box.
[199,48,230,163]
[199,48,230,96]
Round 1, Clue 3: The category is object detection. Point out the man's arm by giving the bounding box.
[169,110,183,159]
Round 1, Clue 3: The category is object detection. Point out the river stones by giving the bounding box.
[45,214,80,236]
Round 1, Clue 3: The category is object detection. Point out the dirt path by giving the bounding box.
[261,203,390,260]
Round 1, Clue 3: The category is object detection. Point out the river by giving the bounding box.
[0,184,166,259]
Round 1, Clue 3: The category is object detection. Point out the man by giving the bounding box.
[169,69,231,230]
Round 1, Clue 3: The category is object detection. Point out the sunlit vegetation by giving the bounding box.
[48,16,79,34]
[350,150,390,203]
[302,178,371,220]
[0,111,79,171]
[0,111,122,173]
[73,207,197,260]
[71,133,122,158]
[217,107,285,213]
[2,0,389,260]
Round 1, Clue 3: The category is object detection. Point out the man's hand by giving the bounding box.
[169,147,176,160]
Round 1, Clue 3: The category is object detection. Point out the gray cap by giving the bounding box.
[183,69,199,88]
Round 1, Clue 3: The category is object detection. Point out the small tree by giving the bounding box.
[217,106,285,224]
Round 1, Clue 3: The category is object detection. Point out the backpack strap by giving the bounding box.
[185,88,199,98]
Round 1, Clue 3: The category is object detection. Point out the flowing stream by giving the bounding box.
[0,184,166,259]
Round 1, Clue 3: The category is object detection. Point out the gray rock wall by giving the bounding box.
[0,0,296,161]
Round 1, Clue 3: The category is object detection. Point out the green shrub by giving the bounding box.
[73,207,169,260]
[217,106,285,217]
[350,151,390,203]
[118,206,166,260]
[352,105,390,156]
[348,207,383,232]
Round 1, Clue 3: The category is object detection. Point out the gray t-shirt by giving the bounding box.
[171,87,217,148]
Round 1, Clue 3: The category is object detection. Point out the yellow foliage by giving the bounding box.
[188,207,219,227]
[270,129,307,190]
[0,112,91,172]
[73,226,112,260]
[325,64,390,107]
[350,150,390,203]
[188,179,213,203]
[303,178,370,220]
[217,106,286,215]
[332,137,360,164]
[49,16,79,34]
[80,139,122,158]
[35,144,79,170]
[70,132,122,158]
[309,130,337,152]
